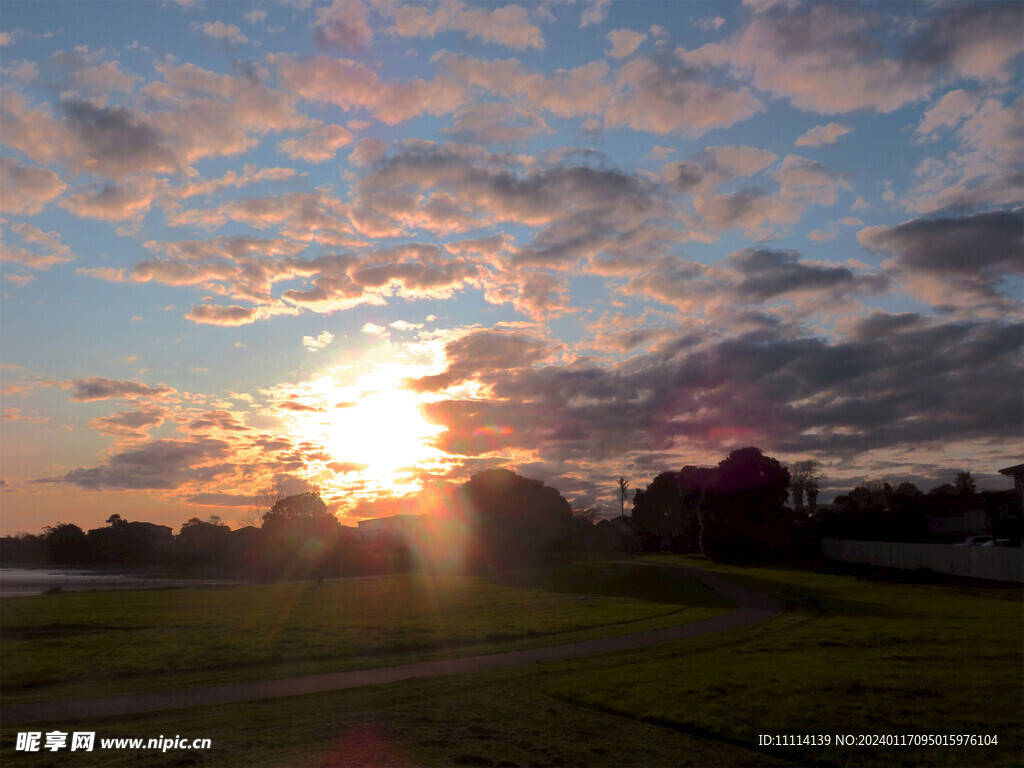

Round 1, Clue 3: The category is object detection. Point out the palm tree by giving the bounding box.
[618,477,630,518]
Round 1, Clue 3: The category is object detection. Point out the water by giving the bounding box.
[0,568,237,597]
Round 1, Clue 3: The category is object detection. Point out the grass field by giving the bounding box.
[1,557,1021,767]
[0,561,729,702]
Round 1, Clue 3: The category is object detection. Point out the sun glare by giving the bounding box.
[326,386,441,480]
[281,363,447,499]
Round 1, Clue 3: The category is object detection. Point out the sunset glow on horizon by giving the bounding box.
[1,0,1021,533]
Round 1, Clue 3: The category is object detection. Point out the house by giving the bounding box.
[925,490,1023,542]
[355,514,423,542]
[998,463,1024,506]
[584,515,633,551]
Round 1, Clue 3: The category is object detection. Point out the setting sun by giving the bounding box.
[280,364,447,499]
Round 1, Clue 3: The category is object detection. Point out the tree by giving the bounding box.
[44,523,87,565]
[631,471,681,551]
[461,468,573,568]
[702,447,792,563]
[262,491,329,524]
[955,471,977,496]
[259,491,340,581]
[677,465,715,554]
[85,516,173,565]
[893,481,922,499]
[790,460,824,515]
[177,516,232,568]
[617,477,630,517]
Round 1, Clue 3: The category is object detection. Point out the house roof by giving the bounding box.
[998,464,1024,476]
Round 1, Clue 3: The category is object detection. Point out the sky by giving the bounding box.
[0,0,1021,534]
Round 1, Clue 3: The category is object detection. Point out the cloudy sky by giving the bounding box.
[1,0,1021,533]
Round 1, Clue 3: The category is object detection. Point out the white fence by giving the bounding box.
[821,538,1024,583]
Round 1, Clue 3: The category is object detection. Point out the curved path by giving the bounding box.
[4,566,781,724]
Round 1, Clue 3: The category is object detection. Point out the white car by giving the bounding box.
[956,535,994,546]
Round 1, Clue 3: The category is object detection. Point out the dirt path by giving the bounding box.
[3,566,781,724]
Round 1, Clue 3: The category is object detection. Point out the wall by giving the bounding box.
[822,538,1023,583]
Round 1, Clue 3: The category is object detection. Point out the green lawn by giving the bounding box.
[0,562,728,702]
[1,558,1020,767]
[543,556,1024,767]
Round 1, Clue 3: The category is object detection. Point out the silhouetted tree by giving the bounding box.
[702,447,792,563]
[0,532,47,564]
[462,468,572,568]
[955,471,977,496]
[44,523,87,565]
[893,481,923,501]
[632,471,682,551]
[567,507,599,546]
[262,491,329,523]
[617,477,629,517]
[259,491,339,580]
[677,465,715,554]
[177,516,232,569]
[790,460,824,515]
[86,516,173,565]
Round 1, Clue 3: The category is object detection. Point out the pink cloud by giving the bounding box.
[795,122,853,147]
[774,155,850,205]
[442,102,552,145]
[277,123,353,162]
[606,56,761,137]
[388,1,545,50]
[315,0,372,50]
[607,29,646,58]
[348,137,388,168]
[579,0,609,29]
[271,53,466,125]
[435,53,611,119]
[185,304,265,326]
[683,3,1023,115]
[61,176,166,221]
[1,222,74,269]
[0,157,66,214]
[907,94,1023,214]
[194,21,248,44]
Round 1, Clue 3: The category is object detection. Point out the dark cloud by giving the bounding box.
[442,102,553,145]
[60,99,177,178]
[862,210,1023,275]
[903,2,1023,82]
[727,248,888,301]
[88,404,169,436]
[354,143,669,268]
[860,210,1024,310]
[847,312,928,341]
[184,410,249,433]
[418,317,1022,465]
[409,329,552,392]
[184,491,258,507]
[39,437,233,490]
[688,2,1023,118]
[68,377,176,402]
[606,56,762,137]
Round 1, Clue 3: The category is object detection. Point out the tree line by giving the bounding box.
[629,451,1020,560]
[0,469,576,579]
[3,452,1018,577]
